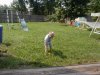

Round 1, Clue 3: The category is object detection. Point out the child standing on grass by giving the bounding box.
[44,32,55,55]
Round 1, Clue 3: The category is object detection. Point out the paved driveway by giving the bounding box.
[0,64,100,75]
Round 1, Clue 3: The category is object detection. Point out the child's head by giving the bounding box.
[49,31,55,38]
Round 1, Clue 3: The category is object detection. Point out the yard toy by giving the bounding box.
[20,19,29,31]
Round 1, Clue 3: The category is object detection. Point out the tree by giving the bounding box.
[54,0,90,20]
[11,0,27,13]
[0,5,10,13]
[11,0,55,15]
[43,0,55,15]
[27,0,55,15]
[28,0,44,15]
[18,0,27,12]
[88,0,100,12]
[11,0,91,21]
[11,0,20,11]
[0,5,9,9]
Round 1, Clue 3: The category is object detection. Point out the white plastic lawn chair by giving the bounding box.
[89,13,100,37]
[78,13,100,37]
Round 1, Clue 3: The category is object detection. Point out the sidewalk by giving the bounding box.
[0,63,100,75]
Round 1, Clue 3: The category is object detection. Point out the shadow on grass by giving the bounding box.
[52,50,67,59]
[60,24,68,26]
[0,54,50,69]
[3,42,12,47]
[91,34,100,40]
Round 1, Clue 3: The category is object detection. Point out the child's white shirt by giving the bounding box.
[44,34,51,43]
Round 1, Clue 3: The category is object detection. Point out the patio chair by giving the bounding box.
[79,13,100,37]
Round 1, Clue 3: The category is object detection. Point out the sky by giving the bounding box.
[0,0,13,6]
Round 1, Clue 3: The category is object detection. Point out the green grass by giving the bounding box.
[0,22,100,69]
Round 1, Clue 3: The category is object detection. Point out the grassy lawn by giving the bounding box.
[0,22,100,69]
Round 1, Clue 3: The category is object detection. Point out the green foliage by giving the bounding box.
[0,22,100,69]
[0,5,9,10]
[11,0,27,13]
[11,0,21,11]
[47,14,57,22]
[62,0,89,19]
[27,0,55,15]
[88,0,100,12]
[18,0,27,12]
[11,0,100,18]
[43,0,55,15]
[54,7,65,20]
[11,0,98,20]
[54,0,90,20]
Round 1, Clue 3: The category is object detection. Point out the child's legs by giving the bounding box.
[44,41,52,54]
[44,45,48,53]
[48,42,52,51]
[44,41,49,53]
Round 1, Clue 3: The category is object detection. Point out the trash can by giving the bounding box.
[0,25,3,43]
